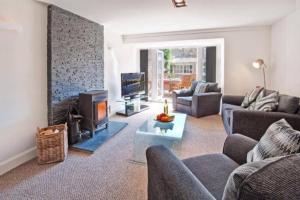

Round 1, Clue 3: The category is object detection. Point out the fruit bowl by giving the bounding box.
[155,113,175,123]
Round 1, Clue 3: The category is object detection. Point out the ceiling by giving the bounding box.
[38,0,296,35]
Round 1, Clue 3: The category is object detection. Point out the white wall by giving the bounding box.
[124,26,271,95]
[104,29,138,114]
[0,0,47,175]
[270,6,300,96]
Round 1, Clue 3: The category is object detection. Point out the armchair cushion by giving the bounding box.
[194,82,208,95]
[177,96,193,106]
[183,154,239,200]
[206,82,219,92]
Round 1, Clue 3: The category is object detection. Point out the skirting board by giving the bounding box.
[0,147,36,176]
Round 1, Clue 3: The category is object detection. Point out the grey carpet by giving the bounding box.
[0,103,227,200]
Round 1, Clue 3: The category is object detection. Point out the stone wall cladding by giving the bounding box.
[48,5,104,125]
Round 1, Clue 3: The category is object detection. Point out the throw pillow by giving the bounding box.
[246,89,265,111]
[277,95,300,114]
[253,91,279,112]
[247,119,300,162]
[241,86,264,108]
[193,82,208,95]
[222,156,280,200]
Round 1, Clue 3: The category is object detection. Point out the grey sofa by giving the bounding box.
[172,81,222,118]
[146,134,300,200]
[222,94,300,140]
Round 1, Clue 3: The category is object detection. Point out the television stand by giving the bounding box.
[116,95,149,117]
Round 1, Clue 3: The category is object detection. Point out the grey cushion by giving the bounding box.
[298,106,300,115]
[177,96,192,106]
[183,154,239,200]
[277,95,300,114]
[247,119,300,162]
[194,82,208,95]
[206,82,219,92]
[239,154,300,199]
[241,86,264,108]
[252,91,279,112]
[222,156,280,200]
[191,80,200,92]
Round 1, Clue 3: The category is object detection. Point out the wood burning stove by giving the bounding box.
[79,90,108,136]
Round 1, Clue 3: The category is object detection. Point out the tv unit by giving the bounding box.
[121,73,145,97]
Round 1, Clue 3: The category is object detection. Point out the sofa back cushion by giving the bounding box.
[223,154,300,200]
[277,95,300,114]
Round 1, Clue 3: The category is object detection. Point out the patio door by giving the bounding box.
[143,49,164,101]
[156,50,164,100]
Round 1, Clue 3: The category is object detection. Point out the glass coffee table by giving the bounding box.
[133,113,187,163]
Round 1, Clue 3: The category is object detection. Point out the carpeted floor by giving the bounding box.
[0,103,227,200]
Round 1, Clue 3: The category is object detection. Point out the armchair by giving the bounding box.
[147,134,300,200]
[172,81,222,118]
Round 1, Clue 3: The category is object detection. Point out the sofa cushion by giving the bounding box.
[252,91,279,112]
[177,96,192,106]
[183,154,239,200]
[241,86,264,108]
[223,154,300,200]
[247,119,300,162]
[277,95,300,114]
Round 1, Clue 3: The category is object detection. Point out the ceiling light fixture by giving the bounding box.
[172,0,187,8]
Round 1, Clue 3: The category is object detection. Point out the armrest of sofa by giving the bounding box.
[223,134,258,165]
[192,92,222,117]
[146,145,215,200]
[231,110,300,140]
[222,95,244,106]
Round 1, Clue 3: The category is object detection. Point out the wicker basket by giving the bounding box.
[36,123,68,164]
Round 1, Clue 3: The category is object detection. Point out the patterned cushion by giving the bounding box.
[241,86,264,108]
[277,95,300,114]
[246,89,265,110]
[223,154,300,200]
[193,82,208,95]
[247,119,300,162]
[253,91,279,112]
[222,156,280,200]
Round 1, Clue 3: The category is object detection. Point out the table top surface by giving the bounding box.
[136,113,187,140]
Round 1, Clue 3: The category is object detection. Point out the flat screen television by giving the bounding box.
[121,73,145,97]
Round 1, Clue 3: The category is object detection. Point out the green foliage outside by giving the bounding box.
[162,49,174,78]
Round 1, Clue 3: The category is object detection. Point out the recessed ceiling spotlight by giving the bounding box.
[172,0,187,8]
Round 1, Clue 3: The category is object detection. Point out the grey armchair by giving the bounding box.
[172,81,222,118]
[146,134,300,200]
